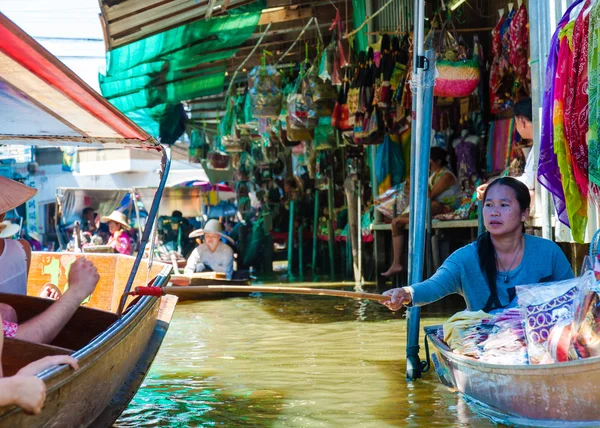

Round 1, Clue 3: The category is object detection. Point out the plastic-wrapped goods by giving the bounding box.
[304,65,337,117]
[373,182,409,219]
[287,72,316,141]
[568,286,600,360]
[517,273,594,364]
[248,65,282,118]
[314,116,336,151]
[207,151,230,170]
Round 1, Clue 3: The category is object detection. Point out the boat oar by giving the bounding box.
[127,285,389,302]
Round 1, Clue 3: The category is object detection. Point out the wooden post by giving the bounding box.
[312,190,320,274]
[327,176,335,280]
[298,223,304,281]
[287,200,295,279]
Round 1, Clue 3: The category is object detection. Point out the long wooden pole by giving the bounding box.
[165,285,388,302]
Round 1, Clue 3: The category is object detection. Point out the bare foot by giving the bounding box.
[381,264,403,277]
[40,283,62,300]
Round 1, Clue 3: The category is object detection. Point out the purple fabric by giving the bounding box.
[538,0,584,228]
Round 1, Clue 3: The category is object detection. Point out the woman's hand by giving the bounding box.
[10,375,46,414]
[381,287,412,311]
[17,355,79,377]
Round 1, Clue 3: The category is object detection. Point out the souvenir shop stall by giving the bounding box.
[364,0,536,286]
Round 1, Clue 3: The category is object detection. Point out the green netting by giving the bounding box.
[100,4,265,142]
[351,0,369,53]
[109,72,225,113]
[105,13,261,76]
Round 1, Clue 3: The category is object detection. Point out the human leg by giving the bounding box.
[382,214,409,277]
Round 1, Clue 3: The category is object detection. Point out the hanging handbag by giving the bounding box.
[432,20,480,98]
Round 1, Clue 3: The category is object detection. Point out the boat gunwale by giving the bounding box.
[36,266,171,382]
[424,324,600,374]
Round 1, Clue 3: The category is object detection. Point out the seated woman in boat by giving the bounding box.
[184,219,234,279]
[0,313,78,414]
[382,147,462,277]
[102,210,133,255]
[1,257,100,343]
[382,177,574,312]
[0,177,37,295]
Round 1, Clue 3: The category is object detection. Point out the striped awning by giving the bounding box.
[0,13,159,150]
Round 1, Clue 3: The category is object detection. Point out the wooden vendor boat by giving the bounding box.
[0,254,176,428]
[424,325,600,427]
[0,12,178,426]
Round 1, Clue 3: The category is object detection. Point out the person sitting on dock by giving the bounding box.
[382,177,574,313]
[382,147,461,277]
[0,313,78,414]
[184,219,234,279]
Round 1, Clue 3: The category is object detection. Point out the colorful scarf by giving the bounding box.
[589,3,600,197]
[538,0,584,228]
[555,28,587,244]
[564,0,591,198]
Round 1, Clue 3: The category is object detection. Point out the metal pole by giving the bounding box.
[288,199,295,279]
[299,223,304,281]
[529,0,553,240]
[357,175,363,284]
[312,190,320,274]
[118,145,172,316]
[327,175,336,280]
[406,0,435,381]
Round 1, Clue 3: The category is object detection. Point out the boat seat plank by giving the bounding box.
[2,337,74,377]
[0,293,118,351]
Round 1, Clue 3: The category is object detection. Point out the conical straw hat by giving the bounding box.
[0,220,20,238]
[0,177,37,215]
[101,210,131,230]
[189,219,234,244]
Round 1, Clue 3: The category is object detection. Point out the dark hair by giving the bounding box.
[430,147,448,167]
[82,207,94,216]
[171,210,183,218]
[513,98,532,122]
[477,177,530,310]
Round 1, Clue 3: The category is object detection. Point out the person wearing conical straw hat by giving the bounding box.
[102,210,133,255]
[184,219,234,279]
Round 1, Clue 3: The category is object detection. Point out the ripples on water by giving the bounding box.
[115,290,503,427]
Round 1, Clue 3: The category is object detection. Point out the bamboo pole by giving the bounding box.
[165,285,389,302]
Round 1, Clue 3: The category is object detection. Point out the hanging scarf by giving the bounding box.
[538,0,585,228]
[554,28,587,243]
[508,4,530,98]
[589,3,600,198]
[564,0,591,198]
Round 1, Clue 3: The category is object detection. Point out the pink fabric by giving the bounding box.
[108,231,133,255]
[492,118,514,172]
[3,320,17,338]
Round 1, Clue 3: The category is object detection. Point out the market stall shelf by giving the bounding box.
[424,325,600,427]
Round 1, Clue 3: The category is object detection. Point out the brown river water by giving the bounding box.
[115,287,505,427]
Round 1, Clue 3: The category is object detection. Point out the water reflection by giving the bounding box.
[116,293,502,427]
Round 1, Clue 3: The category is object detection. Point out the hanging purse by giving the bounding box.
[432,20,480,98]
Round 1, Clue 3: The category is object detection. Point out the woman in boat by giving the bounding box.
[0,177,37,295]
[382,147,462,277]
[382,177,574,312]
[184,219,234,279]
[0,313,78,414]
[102,210,133,255]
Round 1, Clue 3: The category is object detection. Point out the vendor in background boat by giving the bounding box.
[382,177,574,313]
[184,219,234,279]
[102,210,133,255]
[476,98,535,200]
[82,207,109,244]
[0,313,78,415]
